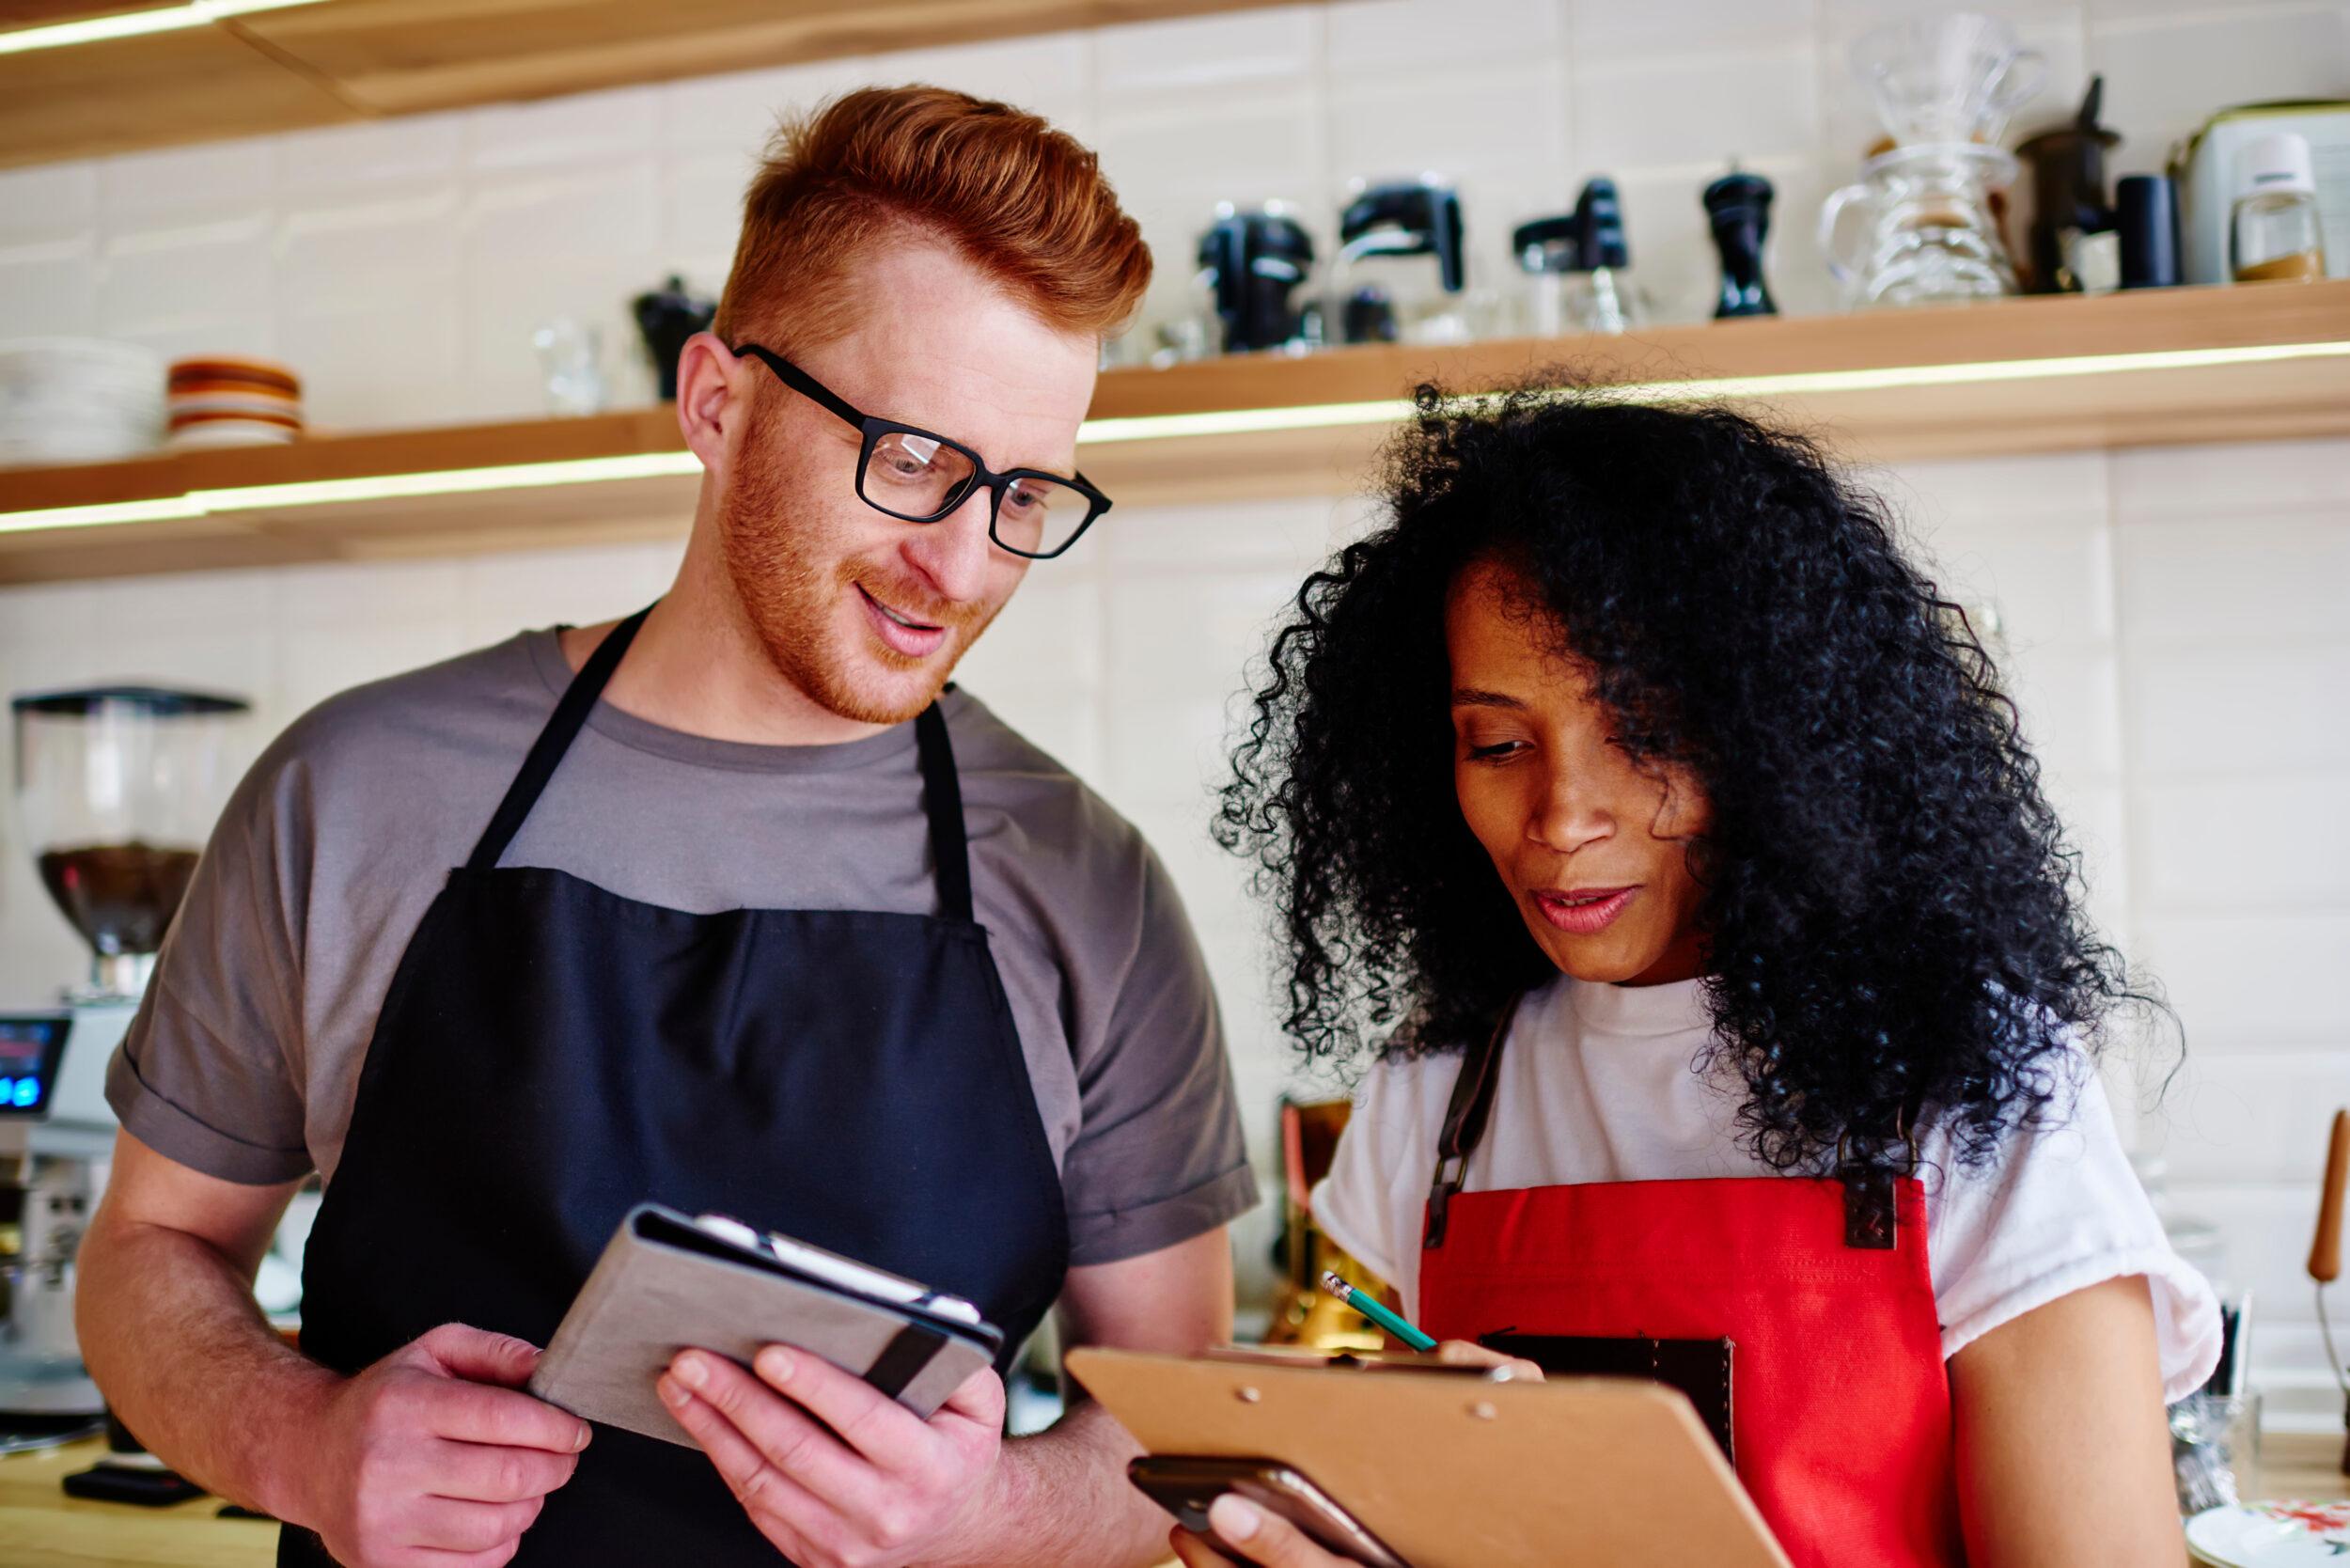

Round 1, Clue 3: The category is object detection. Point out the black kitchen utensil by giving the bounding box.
[2116,173,2181,289]
[1569,178,1629,273]
[1198,207,1317,353]
[1340,287,1397,345]
[2015,75,2123,293]
[1703,168,1778,318]
[1338,180,1465,296]
[631,274,717,400]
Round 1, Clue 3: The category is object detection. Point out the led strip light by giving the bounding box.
[0,0,331,55]
[4,338,2346,538]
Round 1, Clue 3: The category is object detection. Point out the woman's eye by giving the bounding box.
[1466,740,1523,761]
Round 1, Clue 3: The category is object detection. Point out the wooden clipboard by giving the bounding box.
[1067,1348,1791,1568]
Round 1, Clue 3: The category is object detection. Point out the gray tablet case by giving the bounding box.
[529,1204,1005,1446]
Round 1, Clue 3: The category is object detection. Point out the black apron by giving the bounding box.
[282,607,1070,1565]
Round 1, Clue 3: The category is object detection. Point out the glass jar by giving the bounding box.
[2232,133,2327,284]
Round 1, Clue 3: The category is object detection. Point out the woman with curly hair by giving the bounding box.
[1195,385,2217,1568]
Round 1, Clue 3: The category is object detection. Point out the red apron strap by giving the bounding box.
[1423,996,1520,1250]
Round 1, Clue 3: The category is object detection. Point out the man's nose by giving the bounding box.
[901,484,995,604]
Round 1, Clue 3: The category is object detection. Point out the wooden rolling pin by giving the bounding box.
[2311,1109,2350,1476]
[2314,1109,2350,1284]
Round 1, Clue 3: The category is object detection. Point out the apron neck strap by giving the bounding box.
[468,606,652,872]
[913,699,974,924]
[1423,995,1520,1250]
[468,612,975,923]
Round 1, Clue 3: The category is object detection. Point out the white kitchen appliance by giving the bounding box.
[2173,102,2350,286]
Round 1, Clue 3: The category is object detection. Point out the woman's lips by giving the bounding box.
[856,584,948,658]
[1532,886,1637,935]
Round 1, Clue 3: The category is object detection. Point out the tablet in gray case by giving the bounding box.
[528,1204,1004,1446]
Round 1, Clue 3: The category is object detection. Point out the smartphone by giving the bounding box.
[1127,1454,1411,1568]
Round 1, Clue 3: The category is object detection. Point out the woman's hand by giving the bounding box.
[1426,1339,1544,1380]
[1164,1342,1538,1567]
[1168,1495,1353,1567]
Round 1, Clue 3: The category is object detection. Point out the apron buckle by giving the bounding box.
[1835,1123,1915,1250]
[1841,1165,1898,1249]
[1423,1154,1469,1249]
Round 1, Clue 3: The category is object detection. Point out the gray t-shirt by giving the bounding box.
[109,630,1257,1267]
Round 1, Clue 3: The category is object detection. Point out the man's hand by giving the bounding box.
[1167,1496,1355,1568]
[660,1344,1006,1568]
[288,1323,592,1568]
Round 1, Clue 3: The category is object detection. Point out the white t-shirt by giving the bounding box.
[1312,975,2221,1403]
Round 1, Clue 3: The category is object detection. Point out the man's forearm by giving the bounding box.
[942,1398,1165,1568]
[76,1213,336,1518]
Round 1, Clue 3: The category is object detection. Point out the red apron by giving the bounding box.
[1415,1002,1965,1568]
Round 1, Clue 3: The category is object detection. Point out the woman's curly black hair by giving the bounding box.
[1216,381,2164,1173]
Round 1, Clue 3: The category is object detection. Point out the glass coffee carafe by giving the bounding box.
[1823,11,2039,309]
[12,685,251,998]
[1821,144,2022,307]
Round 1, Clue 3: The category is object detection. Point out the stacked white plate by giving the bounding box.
[0,339,166,468]
[2188,1500,2350,1565]
[167,356,305,449]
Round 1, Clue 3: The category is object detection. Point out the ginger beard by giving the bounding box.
[715,400,1010,727]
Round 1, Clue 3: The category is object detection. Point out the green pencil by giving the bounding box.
[1321,1270,1438,1352]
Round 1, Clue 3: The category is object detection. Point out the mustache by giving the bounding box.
[845,568,978,631]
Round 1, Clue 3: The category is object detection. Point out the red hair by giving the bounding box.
[714,85,1152,351]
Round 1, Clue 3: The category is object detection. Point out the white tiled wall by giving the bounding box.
[2,0,2347,1429]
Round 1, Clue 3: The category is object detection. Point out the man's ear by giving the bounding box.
[674,332,749,474]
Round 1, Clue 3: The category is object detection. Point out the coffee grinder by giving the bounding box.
[2,685,251,1450]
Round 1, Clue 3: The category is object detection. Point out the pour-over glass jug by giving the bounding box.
[12,685,251,997]
[1821,144,2021,307]
[1850,13,2046,148]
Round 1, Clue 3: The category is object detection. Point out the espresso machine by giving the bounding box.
[0,1011,91,1449]
[2,684,252,1451]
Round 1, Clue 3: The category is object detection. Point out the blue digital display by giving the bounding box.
[0,1015,66,1116]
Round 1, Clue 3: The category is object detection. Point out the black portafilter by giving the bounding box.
[1703,168,1778,319]
[1339,180,1466,295]
[1197,208,1316,353]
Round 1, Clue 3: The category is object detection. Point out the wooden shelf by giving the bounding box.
[0,0,1286,169]
[4,281,2347,585]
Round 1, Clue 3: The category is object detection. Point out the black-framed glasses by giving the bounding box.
[734,343,1111,560]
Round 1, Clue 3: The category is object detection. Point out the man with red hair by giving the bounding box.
[76,86,1254,1567]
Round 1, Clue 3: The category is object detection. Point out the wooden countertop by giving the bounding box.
[2,1431,2342,1565]
[0,1440,275,1567]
